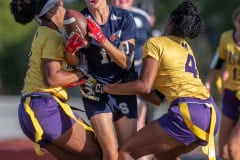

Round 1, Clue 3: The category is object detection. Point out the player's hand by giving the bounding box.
[205,82,211,92]
[80,74,104,101]
[65,32,87,54]
[86,17,106,45]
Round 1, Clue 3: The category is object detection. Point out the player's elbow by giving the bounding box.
[43,76,59,87]
[138,81,152,95]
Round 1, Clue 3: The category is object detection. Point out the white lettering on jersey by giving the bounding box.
[110,14,122,20]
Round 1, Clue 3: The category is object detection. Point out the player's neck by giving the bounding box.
[89,5,109,25]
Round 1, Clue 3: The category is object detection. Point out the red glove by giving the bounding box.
[86,17,106,44]
[65,78,87,87]
[66,32,87,54]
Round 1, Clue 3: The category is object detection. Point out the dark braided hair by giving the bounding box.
[170,0,204,39]
[10,0,48,25]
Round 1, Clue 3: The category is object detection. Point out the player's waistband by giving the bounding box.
[170,97,214,107]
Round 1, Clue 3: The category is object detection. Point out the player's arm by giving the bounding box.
[86,17,135,70]
[64,32,87,66]
[41,58,83,87]
[205,52,225,91]
[102,39,135,70]
[141,90,165,106]
[104,56,158,95]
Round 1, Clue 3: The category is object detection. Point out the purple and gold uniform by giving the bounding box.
[211,30,240,121]
[80,6,138,121]
[19,26,93,149]
[143,36,220,155]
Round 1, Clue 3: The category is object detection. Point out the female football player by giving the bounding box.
[205,6,240,160]
[81,0,220,159]
[65,0,138,159]
[10,0,101,159]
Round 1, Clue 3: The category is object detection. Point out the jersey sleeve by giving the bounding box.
[120,13,136,41]
[42,31,65,61]
[217,33,227,60]
[142,38,162,61]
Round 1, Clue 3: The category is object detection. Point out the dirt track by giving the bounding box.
[0,139,56,160]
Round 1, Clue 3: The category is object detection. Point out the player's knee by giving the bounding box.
[228,142,239,160]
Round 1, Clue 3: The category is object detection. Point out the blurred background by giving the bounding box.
[0,0,239,159]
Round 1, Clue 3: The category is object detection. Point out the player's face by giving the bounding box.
[234,14,240,34]
[51,0,65,27]
[85,0,104,8]
[112,0,134,10]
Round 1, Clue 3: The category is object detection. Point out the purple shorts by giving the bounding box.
[222,89,240,121]
[18,92,79,147]
[158,97,220,146]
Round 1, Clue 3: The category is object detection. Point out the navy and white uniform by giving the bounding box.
[80,5,138,121]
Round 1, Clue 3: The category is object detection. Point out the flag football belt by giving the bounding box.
[23,95,94,156]
[179,102,216,160]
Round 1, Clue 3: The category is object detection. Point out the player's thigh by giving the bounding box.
[119,120,184,159]
[90,112,118,152]
[218,114,236,150]
[155,143,198,160]
[114,115,137,146]
[52,118,100,157]
[45,143,79,160]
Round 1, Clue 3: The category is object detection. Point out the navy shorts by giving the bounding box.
[158,97,220,146]
[222,89,240,121]
[18,92,79,147]
[82,94,137,121]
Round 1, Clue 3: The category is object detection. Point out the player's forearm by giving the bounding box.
[101,39,128,69]
[45,70,83,87]
[104,80,150,95]
[141,92,163,106]
[65,52,80,66]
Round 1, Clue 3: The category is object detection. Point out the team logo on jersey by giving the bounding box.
[110,14,122,20]
[110,30,122,41]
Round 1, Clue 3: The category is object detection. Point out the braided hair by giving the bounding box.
[170,0,204,39]
[10,0,48,25]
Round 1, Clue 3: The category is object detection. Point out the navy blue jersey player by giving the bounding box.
[65,0,138,159]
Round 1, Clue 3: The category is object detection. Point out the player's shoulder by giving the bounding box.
[147,36,170,43]
[110,5,133,19]
[221,29,233,39]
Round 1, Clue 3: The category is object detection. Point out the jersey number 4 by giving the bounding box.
[185,54,198,78]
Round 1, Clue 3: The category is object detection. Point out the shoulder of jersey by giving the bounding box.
[131,7,150,21]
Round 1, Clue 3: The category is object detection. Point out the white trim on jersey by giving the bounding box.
[131,7,150,21]
[210,52,219,69]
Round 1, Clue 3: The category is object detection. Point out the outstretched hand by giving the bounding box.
[65,32,88,54]
[86,17,106,45]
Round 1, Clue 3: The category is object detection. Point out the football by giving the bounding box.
[63,9,90,45]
